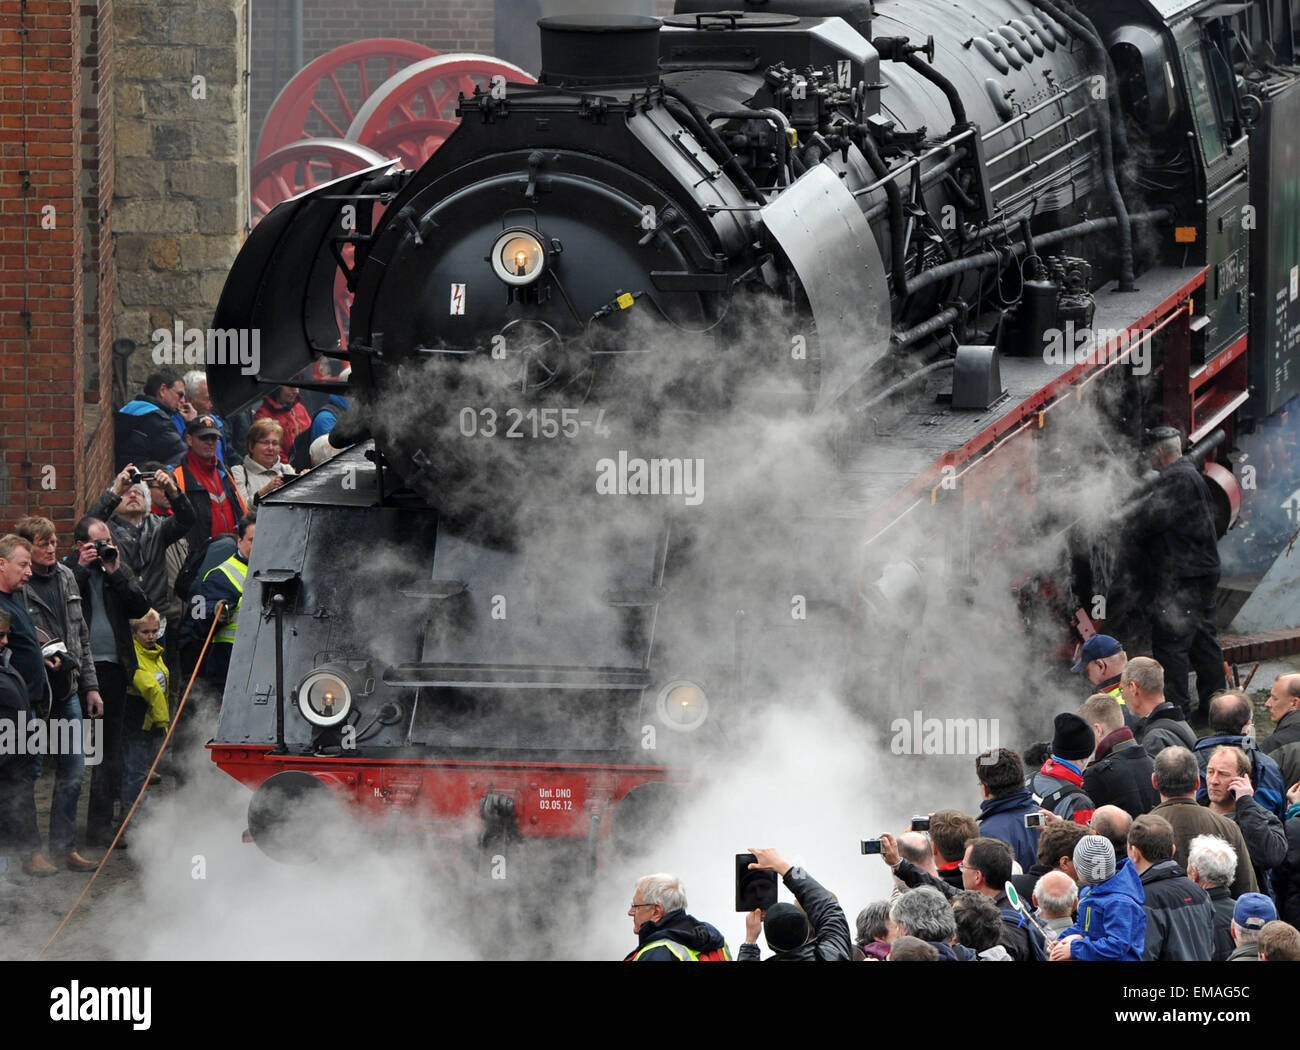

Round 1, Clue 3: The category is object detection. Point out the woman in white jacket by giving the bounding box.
[228,418,295,506]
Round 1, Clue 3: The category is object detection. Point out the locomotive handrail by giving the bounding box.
[849,127,977,198]
[979,83,1085,141]
[985,105,1088,165]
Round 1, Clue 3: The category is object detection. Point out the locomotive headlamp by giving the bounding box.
[297,666,355,728]
[491,229,546,286]
[656,679,709,732]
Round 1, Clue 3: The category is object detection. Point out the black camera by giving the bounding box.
[93,539,117,561]
[911,816,931,832]
[126,470,145,485]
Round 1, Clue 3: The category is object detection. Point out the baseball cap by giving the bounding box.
[1071,634,1122,673]
[185,415,221,438]
[1233,892,1277,930]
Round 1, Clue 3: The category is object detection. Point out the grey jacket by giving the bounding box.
[1137,703,1198,758]
[24,561,98,700]
[89,486,196,621]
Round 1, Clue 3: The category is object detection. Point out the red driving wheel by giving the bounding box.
[256,38,438,162]
[347,54,536,162]
[250,138,391,222]
[359,116,461,169]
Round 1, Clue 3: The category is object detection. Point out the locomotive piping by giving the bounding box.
[903,209,1169,300]
[901,51,968,130]
[661,86,767,204]
[1028,0,1136,291]
[859,132,912,299]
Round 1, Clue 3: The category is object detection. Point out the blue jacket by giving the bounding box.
[311,394,351,440]
[115,396,186,470]
[1193,734,1287,819]
[978,789,1041,872]
[1061,858,1147,961]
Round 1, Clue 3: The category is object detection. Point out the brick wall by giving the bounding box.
[0,1,87,535]
[80,0,115,516]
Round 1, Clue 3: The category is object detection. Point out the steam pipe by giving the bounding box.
[862,148,967,222]
[859,133,911,299]
[272,592,286,753]
[662,87,766,204]
[1028,0,1135,290]
[892,307,962,348]
[902,51,968,129]
[904,209,1169,299]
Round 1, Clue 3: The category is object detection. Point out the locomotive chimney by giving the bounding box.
[537,14,662,89]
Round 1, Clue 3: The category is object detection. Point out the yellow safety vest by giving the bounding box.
[1107,684,1127,708]
[628,940,731,961]
[206,554,247,645]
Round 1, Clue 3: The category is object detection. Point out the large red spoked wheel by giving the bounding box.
[250,138,391,222]
[256,38,438,162]
[347,54,537,167]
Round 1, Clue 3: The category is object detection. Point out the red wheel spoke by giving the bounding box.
[256,39,438,161]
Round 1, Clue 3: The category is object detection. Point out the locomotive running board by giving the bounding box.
[760,162,892,412]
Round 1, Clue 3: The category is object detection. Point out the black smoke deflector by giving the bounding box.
[208,162,394,418]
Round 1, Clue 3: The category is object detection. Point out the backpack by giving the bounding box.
[175,534,237,603]
[290,405,335,471]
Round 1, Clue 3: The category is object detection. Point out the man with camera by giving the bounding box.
[737,846,852,961]
[66,518,151,847]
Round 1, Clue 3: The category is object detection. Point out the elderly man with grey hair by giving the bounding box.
[888,886,973,961]
[1032,870,1078,938]
[624,872,731,961]
[1186,834,1239,961]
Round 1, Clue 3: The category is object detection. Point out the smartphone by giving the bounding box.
[860,838,884,855]
[1024,813,1046,829]
[735,853,778,912]
[910,816,931,832]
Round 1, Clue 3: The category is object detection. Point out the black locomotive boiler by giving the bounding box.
[207,0,1300,862]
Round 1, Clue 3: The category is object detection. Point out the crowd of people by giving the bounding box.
[625,676,1300,961]
[0,368,348,920]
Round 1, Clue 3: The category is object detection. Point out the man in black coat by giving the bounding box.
[1079,691,1160,816]
[114,371,190,471]
[0,605,40,910]
[1129,813,1215,961]
[66,518,151,847]
[1128,426,1225,724]
[737,846,851,961]
[1262,673,1300,792]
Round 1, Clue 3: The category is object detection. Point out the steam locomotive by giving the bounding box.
[207,0,1300,863]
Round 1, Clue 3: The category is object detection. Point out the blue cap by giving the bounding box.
[1233,893,1276,930]
[1071,634,1122,673]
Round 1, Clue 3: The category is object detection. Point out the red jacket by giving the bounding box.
[253,395,311,464]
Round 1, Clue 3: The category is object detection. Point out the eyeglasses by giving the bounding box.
[629,902,657,910]
[253,438,281,447]
[194,434,220,442]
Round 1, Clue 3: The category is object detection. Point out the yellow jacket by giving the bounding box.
[128,639,171,731]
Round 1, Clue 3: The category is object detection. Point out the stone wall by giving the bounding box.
[113,0,248,394]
